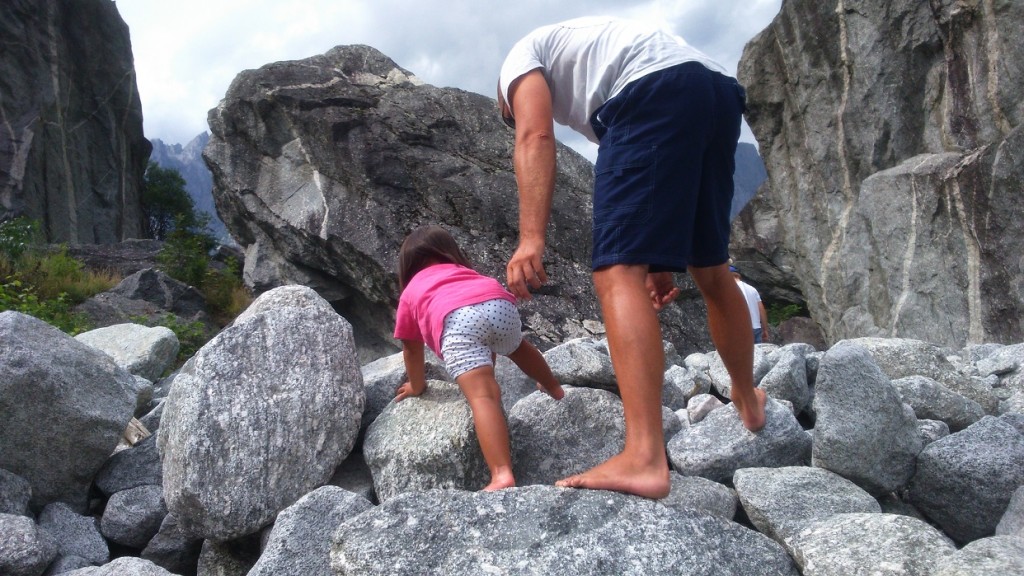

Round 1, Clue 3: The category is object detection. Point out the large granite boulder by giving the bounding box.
[204,43,716,360]
[811,341,923,495]
[0,0,149,243]
[157,286,364,540]
[735,0,1024,349]
[908,415,1024,544]
[330,486,799,575]
[0,311,137,511]
[363,381,488,502]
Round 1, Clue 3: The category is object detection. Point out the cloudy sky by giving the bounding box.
[115,0,782,160]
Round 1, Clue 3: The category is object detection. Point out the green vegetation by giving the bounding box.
[1,162,251,350]
[767,302,805,326]
[0,217,119,335]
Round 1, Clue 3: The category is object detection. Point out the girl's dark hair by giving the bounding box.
[398,225,473,289]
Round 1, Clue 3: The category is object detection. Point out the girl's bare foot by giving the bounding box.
[733,387,768,432]
[555,452,670,499]
[484,469,516,491]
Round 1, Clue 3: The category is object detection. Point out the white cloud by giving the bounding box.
[115,0,781,153]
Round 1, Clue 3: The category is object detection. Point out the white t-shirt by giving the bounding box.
[736,280,763,330]
[499,16,728,143]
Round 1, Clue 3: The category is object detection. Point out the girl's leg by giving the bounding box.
[507,340,564,399]
[456,365,515,491]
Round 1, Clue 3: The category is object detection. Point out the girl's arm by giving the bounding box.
[396,339,427,401]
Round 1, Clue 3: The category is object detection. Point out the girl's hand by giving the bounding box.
[395,381,425,402]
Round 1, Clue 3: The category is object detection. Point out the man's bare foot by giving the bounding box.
[733,387,768,432]
[483,469,516,491]
[536,379,565,400]
[555,452,670,499]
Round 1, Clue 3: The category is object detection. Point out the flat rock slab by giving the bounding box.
[331,485,798,575]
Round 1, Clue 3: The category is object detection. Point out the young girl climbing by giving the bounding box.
[393,224,564,491]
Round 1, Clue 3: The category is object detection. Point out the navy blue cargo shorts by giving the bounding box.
[589,61,746,272]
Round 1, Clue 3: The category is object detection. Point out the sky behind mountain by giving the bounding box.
[116,0,782,159]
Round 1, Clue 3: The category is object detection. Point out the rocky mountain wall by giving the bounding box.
[0,0,149,243]
[735,0,1024,349]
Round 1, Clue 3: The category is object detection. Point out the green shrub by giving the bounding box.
[157,213,217,288]
[0,217,41,261]
[0,278,93,335]
[132,313,210,364]
[202,257,252,323]
[767,303,804,326]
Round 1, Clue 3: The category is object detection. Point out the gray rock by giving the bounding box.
[736,0,1024,350]
[1001,390,1024,415]
[891,374,985,431]
[139,514,202,576]
[786,513,956,576]
[330,486,798,575]
[664,364,712,408]
[917,418,950,446]
[908,415,1024,544]
[75,324,179,382]
[758,346,811,413]
[99,485,166,549]
[543,338,617,392]
[659,472,738,520]
[63,556,176,575]
[94,434,162,497]
[687,393,725,424]
[0,469,31,516]
[508,387,624,486]
[364,381,487,501]
[248,486,372,576]
[359,350,450,433]
[0,0,148,244]
[733,466,880,546]
[933,535,1024,576]
[986,343,1024,395]
[0,311,137,511]
[43,555,93,575]
[0,513,58,576]
[811,341,922,495]
[37,502,108,565]
[667,399,811,483]
[74,269,215,334]
[996,485,1024,537]
[327,450,377,504]
[848,337,1000,414]
[158,287,364,540]
[195,536,260,576]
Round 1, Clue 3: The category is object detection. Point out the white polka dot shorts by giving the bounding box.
[440,299,523,379]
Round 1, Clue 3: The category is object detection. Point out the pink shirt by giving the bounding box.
[394,263,516,358]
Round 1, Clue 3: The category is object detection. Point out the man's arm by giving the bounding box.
[505,69,557,300]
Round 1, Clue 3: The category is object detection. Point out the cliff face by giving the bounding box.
[736,0,1024,348]
[150,133,232,244]
[0,0,150,243]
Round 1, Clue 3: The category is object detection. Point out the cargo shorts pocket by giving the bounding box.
[593,144,656,228]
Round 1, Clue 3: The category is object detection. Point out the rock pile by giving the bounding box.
[2,286,1023,575]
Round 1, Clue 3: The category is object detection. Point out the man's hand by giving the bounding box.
[646,271,681,311]
[395,380,425,402]
[506,238,548,300]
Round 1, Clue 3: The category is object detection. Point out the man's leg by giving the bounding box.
[555,263,670,499]
[689,263,767,431]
